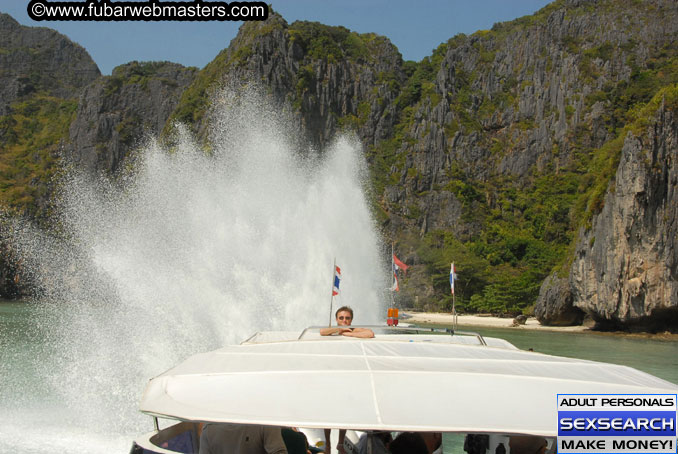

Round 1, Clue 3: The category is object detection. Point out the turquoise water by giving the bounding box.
[2,302,677,454]
[418,323,678,453]
[434,323,678,385]
[0,91,393,453]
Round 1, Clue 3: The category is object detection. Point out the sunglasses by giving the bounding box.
[338,316,352,320]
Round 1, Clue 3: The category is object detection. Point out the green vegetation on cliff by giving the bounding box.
[169,49,232,128]
[0,95,76,219]
[2,2,677,311]
[166,3,678,315]
[288,22,370,63]
[375,0,678,314]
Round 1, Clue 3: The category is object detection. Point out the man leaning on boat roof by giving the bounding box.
[319,306,374,338]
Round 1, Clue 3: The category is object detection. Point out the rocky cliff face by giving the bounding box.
[0,239,28,298]
[0,18,195,296]
[386,0,677,231]
[169,15,405,152]
[0,13,101,295]
[0,13,100,217]
[1,2,677,331]
[207,1,678,327]
[367,0,678,314]
[568,99,678,330]
[67,61,197,175]
[534,272,583,326]
[0,13,100,115]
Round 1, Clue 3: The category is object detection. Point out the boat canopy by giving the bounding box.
[139,329,678,437]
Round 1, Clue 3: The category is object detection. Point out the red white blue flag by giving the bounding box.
[393,254,409,274]
[391,254,408,292]
[332,265,341,296]
[450,263,457,295]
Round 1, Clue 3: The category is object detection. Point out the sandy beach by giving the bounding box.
[403,312,678,342]
[403,311,589,332]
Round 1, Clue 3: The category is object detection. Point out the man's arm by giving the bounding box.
[342,328,374,338]
[319,327,352,336]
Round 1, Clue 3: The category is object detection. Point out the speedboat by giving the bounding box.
[130,326,678,454]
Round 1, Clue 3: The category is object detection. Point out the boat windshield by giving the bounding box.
[241,326,517,348]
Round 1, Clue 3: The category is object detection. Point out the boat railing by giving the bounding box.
[297,325,488,346]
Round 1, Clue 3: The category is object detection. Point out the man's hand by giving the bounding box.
[341,327,375,338]
[319,327,343,336]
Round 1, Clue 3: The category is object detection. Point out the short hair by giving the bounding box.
[390,432,428,454]
[510,436,547,454]
[335,306,353,318]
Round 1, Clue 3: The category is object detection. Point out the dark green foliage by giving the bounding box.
[396,42,449,111]
[167,19,287,130]
[586,48,678,135]
[415,230,491,311]
[0,95,77,219]
[169,50,231,127]
[369,0,678,315]
[115,114,142,146]
[288,21,371,63]
[4,1,678,312]
[365,133,408,197]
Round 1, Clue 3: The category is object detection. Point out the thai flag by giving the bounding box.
[391,254,408,292]
[391,264,399,292]
[450,263,457,295]
[332,266,341,296]
[393,254,409,273]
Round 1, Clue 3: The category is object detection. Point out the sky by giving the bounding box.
[1,0,553,75]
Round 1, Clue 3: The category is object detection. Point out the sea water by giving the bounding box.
[436,325,678,454]
[2,87,677,453]
[3,301,677,453]
[0,88,388,453]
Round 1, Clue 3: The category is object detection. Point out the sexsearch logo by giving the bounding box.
[557,394,677,454]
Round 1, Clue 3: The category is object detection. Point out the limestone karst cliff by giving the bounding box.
[569,93,678,329]
[66,61,198,175]
[535,91,678,329]
[0,13,99,115]
[1,1,676,330]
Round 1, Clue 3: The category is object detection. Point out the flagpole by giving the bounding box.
[453,288,457,332]
[328,257,336,326]
[391,243,395,307]
[451,263,457,332]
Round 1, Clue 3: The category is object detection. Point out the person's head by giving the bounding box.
[509,436,547,454]
[368,431,393,447]
[335,306,354,326]
[390,432,428,454]
[420,432,442,454]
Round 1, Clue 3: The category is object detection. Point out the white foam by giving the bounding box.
[1,88,387,451]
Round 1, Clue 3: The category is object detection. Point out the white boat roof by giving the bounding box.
[139,328,678,437]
